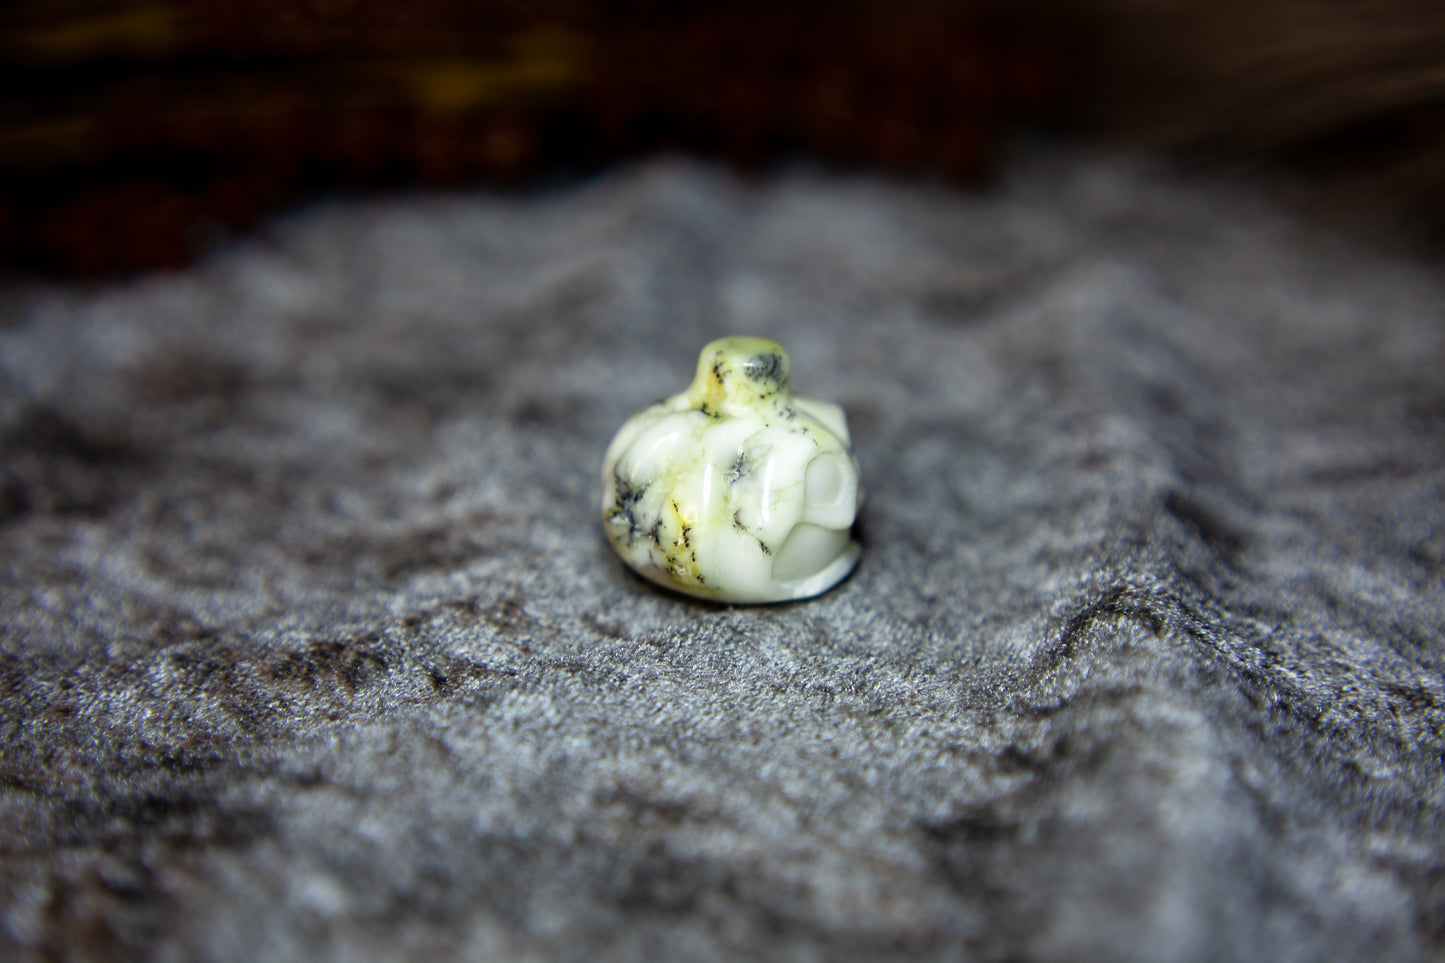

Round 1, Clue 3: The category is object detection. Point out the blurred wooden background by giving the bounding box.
[2,0,1441,274]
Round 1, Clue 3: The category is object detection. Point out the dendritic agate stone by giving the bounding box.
[601,337,862,603]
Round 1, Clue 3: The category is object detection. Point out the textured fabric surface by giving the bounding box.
[2,151,1444,962]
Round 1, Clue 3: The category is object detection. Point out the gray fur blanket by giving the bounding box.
[3,150,1443,961]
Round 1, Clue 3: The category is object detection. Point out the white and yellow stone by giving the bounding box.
[601,337,862,603]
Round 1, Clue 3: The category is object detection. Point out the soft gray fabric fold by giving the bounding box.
[2,151,1442,961]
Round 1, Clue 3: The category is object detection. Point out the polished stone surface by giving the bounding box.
[602,337,861,603]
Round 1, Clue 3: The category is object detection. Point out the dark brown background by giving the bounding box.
[4,0,1443,274]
